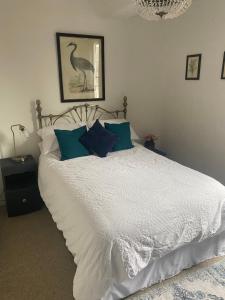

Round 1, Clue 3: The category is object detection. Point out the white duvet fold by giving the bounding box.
[39,145,225,300]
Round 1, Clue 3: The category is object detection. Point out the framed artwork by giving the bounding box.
[56,32,105,103]
[185,54,202,80]
[221,52,225,79]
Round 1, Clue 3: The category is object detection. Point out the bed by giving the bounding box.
[36,98,225,300]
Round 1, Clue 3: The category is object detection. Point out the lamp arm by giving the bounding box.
[10,125,17,157]
[10,124,25,157]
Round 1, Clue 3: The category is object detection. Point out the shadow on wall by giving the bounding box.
[0,132,7,159]
[17,100,40,159]
[30,100,41,158]
[0,100,41,160]
[30,100,39,133]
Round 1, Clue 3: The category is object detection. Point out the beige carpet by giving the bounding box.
[0,206,75,300]
[0,206,223,300]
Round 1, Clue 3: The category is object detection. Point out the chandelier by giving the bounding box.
[134,0,192,21]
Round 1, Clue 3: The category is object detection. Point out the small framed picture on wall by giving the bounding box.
[185,54,202,80]
[221,52,225,79]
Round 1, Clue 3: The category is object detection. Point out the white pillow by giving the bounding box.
[37,122,86,155]
[97,119,140,141]
[38,142,43,153]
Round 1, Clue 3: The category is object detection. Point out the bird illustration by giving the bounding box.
[67,42,95,92]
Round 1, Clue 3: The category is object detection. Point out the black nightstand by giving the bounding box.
[144,143,167,157]
[0,155,43,217]
[151,148,167,157]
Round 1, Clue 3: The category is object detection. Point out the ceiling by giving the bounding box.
[88,0,136,18]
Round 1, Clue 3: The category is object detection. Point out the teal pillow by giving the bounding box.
[105,122,134,152]
[54,126,90,161]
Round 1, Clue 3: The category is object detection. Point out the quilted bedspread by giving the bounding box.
[38,145,225,300]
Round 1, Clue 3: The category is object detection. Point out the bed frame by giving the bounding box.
[36,97,128,129]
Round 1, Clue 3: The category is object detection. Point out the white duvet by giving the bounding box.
[39,145,225,300]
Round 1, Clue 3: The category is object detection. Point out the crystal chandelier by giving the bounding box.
[134,0,192,21]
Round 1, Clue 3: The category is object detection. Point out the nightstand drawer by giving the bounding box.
[6,185,43,217]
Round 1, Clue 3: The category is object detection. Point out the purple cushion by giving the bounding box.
[80,120,118,158]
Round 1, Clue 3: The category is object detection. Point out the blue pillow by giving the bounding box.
[104,122,134,152]
[80,120,118,158]
[54,126,90,161]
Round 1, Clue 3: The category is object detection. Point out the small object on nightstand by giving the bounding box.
[144,134,158,150]
[0,155,43,217]
[144,133,167,157]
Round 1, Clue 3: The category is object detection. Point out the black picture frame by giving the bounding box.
[221,52,225,79]
[56,32,105,103]
[185,54,202,80]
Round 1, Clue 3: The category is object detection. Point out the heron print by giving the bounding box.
[56,33,105,102]
[67,42,95,93]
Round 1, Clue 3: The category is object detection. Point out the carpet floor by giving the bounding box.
[0,206,75,300]
[0,206,223,300]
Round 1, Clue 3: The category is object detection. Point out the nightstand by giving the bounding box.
[144,143,167,157]
[0,155,43,217]
[151,148,167,157]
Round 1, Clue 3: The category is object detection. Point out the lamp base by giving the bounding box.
[11,156,28,163]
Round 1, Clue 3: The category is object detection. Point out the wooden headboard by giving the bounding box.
[36,96,128,129]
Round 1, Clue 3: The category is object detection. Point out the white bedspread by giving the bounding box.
[38,145,225,300]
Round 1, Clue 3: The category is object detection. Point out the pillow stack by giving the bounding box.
[54,120,135,161]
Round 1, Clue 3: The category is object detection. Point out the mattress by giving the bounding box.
[38,145,225,300]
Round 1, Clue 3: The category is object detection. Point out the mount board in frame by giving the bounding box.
[56,32,105,103]
[185,54,202,80]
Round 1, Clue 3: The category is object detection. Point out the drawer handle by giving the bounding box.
[22,198,28,204]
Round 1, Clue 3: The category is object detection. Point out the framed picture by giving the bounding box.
[56,32,105,103]
[185,54,202,80]
[221,52,225,79]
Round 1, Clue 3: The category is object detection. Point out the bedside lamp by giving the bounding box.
[10,124,30,162]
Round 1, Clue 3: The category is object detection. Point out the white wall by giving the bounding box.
[158,0,225,185]
[2,0,223,205]
[0,0,163,203]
